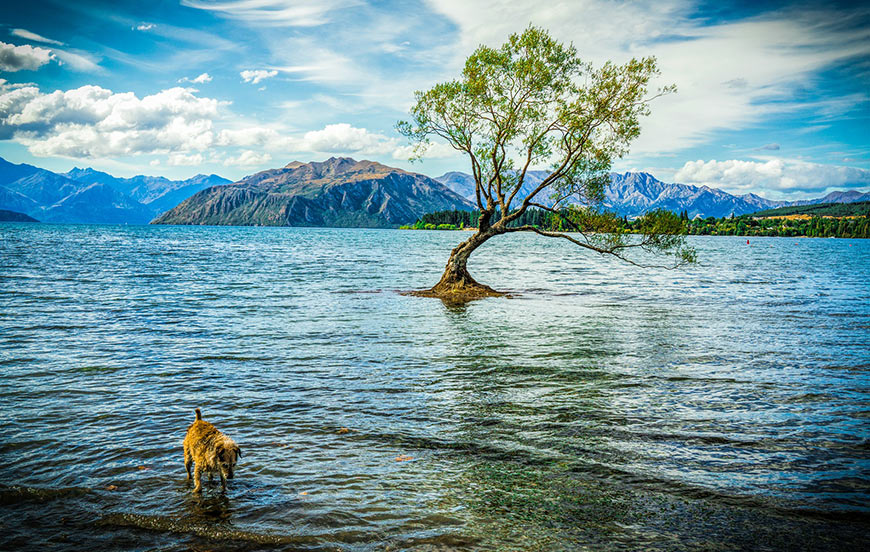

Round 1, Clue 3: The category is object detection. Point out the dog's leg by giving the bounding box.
[184,445,192,480]
[193,465,203,493]
[220,471,227,491]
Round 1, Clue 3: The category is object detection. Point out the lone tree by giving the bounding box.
[398,26,695,300]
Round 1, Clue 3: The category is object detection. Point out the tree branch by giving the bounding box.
[504,225,688,269]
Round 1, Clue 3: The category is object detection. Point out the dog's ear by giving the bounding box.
[235,446,242,459]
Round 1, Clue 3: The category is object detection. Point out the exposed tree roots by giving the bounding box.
[404,270,507,302]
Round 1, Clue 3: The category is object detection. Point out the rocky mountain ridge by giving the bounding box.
[2,154,867,225]
[0,157,229,224]
[154,157,474,227]
[435,171,870,219]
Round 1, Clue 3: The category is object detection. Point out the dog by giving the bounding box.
[183,408,241,493]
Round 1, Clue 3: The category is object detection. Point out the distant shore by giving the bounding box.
[402,206,870,240]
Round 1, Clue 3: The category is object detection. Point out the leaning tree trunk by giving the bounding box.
[412,229,505,300]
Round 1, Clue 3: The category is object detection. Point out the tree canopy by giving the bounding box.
[398,26,695,299]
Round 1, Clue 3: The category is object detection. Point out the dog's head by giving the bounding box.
[217,443,242,480]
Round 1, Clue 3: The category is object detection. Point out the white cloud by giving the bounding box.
[240,69,278,84]
[217,127,280,147]
[181,0,359,27]
[224,150,272,166]
[136,23,156,31]
[392,141,456,161]
[11,29,64,46]
[168,152,204,166]
[269,39,361,84]
[675,158,870,194]
[0,78,35,93]
[50,49,101,72]
[179,72,213,83]
[0,85,222,157]
[216,121,458,160]
[0,37,99,75]
[286,122,458,160]
[0,41,54,72]
[423,1,870,157]
[297,123,389,153]
[149,159,161,166]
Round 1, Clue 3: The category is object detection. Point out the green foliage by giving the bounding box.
[561,208,696,266]
[750,201,870,218]
[398,26,694,271]
[409,204,870,241]
[684,213,870,239]
[398,25,674,214]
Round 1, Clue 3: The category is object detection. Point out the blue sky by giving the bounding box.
[0,0,868,199]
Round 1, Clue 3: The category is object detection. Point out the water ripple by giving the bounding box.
[1,224,868,551]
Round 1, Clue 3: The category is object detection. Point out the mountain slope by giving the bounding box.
[435,171,870,218]
[38,183,155,224]
[0,185,40,214]
[0,157,42,186]
[0,209,39,222]
[64,168,231,215]
[0,156,232,224]
[4,170,88,206]
[154,157,474,227]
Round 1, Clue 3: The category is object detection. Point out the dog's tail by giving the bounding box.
[194,408,202,421]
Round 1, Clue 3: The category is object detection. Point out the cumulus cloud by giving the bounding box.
[0,38,99,74]
[216,127,280,147]
[296,123,389,153]
[0,78,35,93]
[168,152,204,166]
[0,41,54,72]
[0,83,457,164]
[286,123,456,160]
[179,72,213,83]
[675,159,870,194]
[240,69,278,84]
[224,150,272,166]
[0,85,222,157]
[11,29,64,46]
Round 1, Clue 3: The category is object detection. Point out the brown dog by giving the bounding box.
[183,408,241,493]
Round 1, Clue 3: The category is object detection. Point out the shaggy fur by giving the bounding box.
[183,408,241,493]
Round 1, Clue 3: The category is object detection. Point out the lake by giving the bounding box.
[1,224,868,551]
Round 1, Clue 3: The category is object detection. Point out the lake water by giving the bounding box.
[1,224,868,551]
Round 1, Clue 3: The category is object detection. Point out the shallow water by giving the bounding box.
[1,224,868,551]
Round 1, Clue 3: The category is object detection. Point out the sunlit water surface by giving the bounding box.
[1,224,868,551]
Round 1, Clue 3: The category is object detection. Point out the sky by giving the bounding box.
[0,0,868,200]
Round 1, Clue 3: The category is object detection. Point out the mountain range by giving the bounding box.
[434,171,870,219]
[1,155,868,225]
[0,157,229,224]
[155,157,474,227]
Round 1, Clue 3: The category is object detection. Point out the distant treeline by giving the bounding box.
[404,206,870,239]
[751,201,870,218]
[684,212,870,239]
[401,208,552,230]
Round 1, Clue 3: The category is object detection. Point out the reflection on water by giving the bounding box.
[0,223,868,551]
